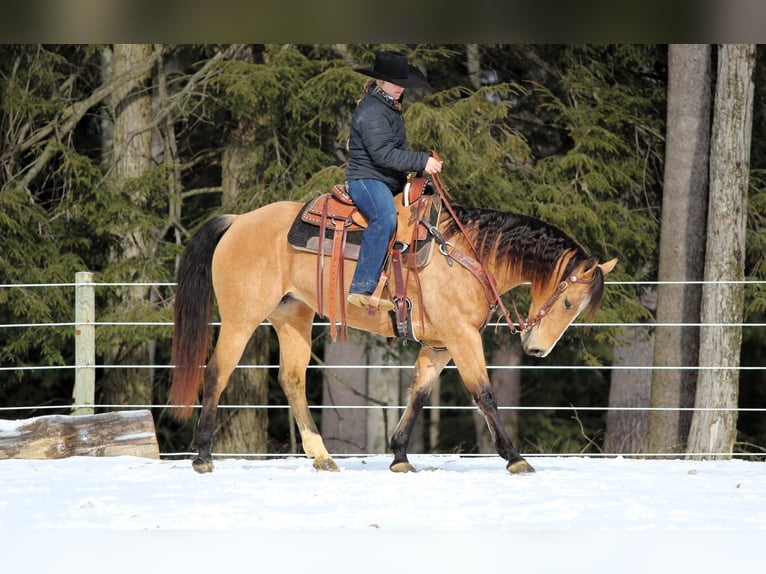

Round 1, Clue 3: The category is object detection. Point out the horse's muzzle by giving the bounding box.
[520,327,552,358]
[524,346,548,358]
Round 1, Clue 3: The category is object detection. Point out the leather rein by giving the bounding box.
[429,153,594,335]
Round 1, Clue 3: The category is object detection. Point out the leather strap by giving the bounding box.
[405,197,428,338]
[430,151,525,334]
[328,218,349,341]
[316,198,329,319]
[444,246,496,305]
[316,197,354,341]
[391,249,408,333]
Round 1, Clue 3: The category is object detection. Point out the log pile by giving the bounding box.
[0,410,159,459]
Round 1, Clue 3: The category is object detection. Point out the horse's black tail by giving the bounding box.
[169,215,235,419]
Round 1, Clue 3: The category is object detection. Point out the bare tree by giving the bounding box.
[101,44,155,410]
[687,44,755,459]
[647,44,712,453]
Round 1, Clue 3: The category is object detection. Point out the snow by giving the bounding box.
[2,453,764,573]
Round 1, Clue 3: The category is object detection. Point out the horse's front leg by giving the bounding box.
[390,346,452,473]
[450,332,535,474]
[474,385,535,474]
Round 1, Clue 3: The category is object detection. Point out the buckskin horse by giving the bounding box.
[169,176,617,475]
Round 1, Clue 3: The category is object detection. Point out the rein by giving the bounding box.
[429,152,595,335]
[429,154,526,334]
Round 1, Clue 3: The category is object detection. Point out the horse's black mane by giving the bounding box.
[442,204,592,287]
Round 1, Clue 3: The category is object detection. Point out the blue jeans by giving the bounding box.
[346,179,398,294]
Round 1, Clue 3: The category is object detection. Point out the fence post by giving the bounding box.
[73,271,95,415]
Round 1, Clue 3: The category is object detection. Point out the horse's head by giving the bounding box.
[520,256,618,358]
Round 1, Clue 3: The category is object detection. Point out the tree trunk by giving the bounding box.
[322,331,369,453]
[687,44,755,459]
[101,44,155,410]
[647,44,712,453]
[322,333,421,455]
[605,292,655,453]
[366,343,403,453]
[466,44,482,90]
[214,45,270,457]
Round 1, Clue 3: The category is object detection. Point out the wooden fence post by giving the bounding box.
[73,271,95,416]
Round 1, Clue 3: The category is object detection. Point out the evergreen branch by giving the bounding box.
[15,50,160,191]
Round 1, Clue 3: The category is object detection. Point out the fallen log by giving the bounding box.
[0,410,159,460]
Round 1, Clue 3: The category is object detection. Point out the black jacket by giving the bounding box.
[345,85,430,192]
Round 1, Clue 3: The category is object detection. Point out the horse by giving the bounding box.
[169,191,617,475]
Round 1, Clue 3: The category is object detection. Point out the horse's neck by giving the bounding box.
[485,251,567,296]
[490,262,528,294]
[442,211,572,295]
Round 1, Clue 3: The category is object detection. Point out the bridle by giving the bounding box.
[522,273,598,331]
[429,152,596,335]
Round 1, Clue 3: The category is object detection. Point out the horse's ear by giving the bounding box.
[581,256,599,273]
[598,257,618,275]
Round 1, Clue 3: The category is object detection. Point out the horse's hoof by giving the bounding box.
[507,458,535,474]
[390,461,417,473]
[192,457,214,474]
[313,456,340,472]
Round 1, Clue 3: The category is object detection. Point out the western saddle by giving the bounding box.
[288,177,440,341]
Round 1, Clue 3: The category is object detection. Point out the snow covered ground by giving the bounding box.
[2,454,764,573]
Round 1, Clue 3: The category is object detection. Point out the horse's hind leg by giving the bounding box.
[390,346,452,473]
[192,323,254,474]
[269,297,338,472]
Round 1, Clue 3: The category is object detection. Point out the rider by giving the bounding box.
[345,50,443,312]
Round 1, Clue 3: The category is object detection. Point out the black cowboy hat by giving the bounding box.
[354,50,429,89]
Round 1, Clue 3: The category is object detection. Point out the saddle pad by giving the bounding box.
[287,209,364,259]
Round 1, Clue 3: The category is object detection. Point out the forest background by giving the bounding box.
[0,44,764,461]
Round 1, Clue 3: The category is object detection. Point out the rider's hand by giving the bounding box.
[423,156,443,175]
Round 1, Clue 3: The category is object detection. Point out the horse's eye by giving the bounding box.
[564,297,572,310]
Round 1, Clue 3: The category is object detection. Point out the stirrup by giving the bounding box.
[348,292,395,313]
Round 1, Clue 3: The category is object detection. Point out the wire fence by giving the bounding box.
[1,275,765,460]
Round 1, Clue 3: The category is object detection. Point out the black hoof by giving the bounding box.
[192,457,214,474]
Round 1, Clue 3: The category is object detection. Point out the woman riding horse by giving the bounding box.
[169,186,617,475]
